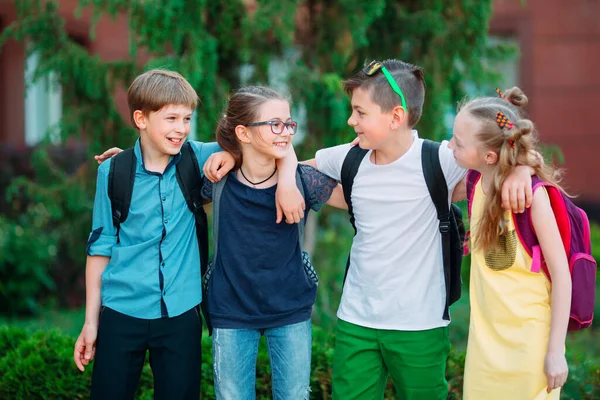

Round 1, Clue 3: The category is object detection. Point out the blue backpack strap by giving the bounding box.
[340,145,368,285]
[176,142,209,278]
[107,147,136,243]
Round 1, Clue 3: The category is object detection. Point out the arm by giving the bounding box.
[74,255,109,372]
[451,176,467,203]
[275,145,305,224]
[530,189,571,393]
[301,158,318,169]
[326,184,348,210]
[74,162,116,371]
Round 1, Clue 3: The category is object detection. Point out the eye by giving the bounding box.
[271,121,284,130]
[167,117,176,121]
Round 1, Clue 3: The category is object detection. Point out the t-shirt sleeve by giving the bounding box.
[299,164,338,212]
[314,143,353,182]
[86,160,118,256]
[439,140,467,193]
[201,176,213,201]
[189,140,222,175]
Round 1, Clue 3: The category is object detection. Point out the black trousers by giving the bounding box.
[91,306,202,400]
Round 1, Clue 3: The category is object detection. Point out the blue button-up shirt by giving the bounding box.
[87,139,220,319]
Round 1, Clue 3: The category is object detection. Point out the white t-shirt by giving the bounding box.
[316,131,466,330]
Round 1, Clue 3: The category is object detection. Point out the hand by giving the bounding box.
[544,351,568,393]
[203,152,236,183]
[350,136,360,146]
[275,183,305,224]
[73,323,98,372]
[501,165,533,213]
[94,147,123,164]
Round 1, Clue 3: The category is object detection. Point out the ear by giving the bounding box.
[390,105,408,129]
[235,125,251,144]
[133,110,147,130]
[485,150,499,165]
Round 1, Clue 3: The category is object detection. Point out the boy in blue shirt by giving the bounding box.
[73,69,301,399]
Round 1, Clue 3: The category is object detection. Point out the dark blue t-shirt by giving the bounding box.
[201,164,337,329]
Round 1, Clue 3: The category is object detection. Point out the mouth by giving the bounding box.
[166,137,184,146]
[273,142,289,148]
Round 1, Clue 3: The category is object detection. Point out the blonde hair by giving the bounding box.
[127,69,198,128]
[462,87,565,250]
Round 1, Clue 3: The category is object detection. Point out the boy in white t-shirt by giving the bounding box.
[307,59,533,399]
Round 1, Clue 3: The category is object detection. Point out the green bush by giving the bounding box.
[0,326,464,399]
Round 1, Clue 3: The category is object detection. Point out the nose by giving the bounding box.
[448,138,455,150]
[348,115,357,126]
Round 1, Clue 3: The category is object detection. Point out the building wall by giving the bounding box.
[0,0,130,148]
[492,0,600,217]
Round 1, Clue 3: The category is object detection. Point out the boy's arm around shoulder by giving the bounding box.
[299,164,347,211]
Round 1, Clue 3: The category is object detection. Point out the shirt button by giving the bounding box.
[162,197,166,202]
[161,262,165,268]
[164,219,168,224]
[163,290,166,296]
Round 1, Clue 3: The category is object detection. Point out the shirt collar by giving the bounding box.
[134,137,182,173]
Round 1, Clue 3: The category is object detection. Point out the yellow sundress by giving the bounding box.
[463,179,560,400]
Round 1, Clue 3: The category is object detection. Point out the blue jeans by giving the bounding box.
[212,319,312,400]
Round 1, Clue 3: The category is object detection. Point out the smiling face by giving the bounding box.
[135,104,193,156]
[346,87,398,150]
[240,99,294,160]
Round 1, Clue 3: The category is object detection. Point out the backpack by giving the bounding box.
[107,141,209,318]
[340,140,465,321]
[201,168,318,335]
[466,170,597,331]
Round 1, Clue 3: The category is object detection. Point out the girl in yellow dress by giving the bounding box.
[448,87,571,399]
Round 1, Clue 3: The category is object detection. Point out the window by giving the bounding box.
[24,50,62,145]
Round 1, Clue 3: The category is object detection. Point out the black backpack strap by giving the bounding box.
[421,139,452,320]
[340,146,368,284]
[107,148,136,242]
[176,142,209,277]
[340,146,369,234]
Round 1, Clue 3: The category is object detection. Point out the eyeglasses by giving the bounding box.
[245,120,298,135]
[363,60,407,111]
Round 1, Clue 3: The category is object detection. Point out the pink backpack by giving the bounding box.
[466,170,597,331]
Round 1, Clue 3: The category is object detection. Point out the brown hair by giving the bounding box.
[127,69,198,128]
[216,86,289,169]
[343,59,425,127]
[462,87,565,251]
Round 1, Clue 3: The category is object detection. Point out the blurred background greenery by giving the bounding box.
[0,0,598,398]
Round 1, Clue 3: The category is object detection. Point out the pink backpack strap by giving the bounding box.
[512,177,571,279]
[464,170,481,255]
[466,170,481,220]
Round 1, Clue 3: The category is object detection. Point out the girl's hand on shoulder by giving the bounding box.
[544,351,568,393]
[501,165,533,213]
[203,151,236,182]
[94,147,123,164]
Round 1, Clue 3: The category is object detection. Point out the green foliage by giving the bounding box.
[1,324,599,399]
[0,0,517,315]
[0,325,458,399]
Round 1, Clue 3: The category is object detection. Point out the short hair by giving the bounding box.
[127,69,198,128]
[343,59,425,127]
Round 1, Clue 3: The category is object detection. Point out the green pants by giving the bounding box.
[332,319,450,400]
